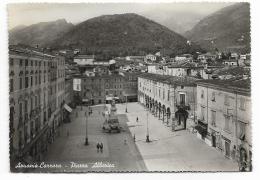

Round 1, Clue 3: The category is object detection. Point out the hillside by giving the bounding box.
[9,19,74,47]
[185,3,250,53]
[51,13,202,57]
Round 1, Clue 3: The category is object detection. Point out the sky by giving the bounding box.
[7,2,233,29]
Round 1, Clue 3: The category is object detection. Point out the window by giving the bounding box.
[237,122,246,139]
[224,95,230,106]
[25,77,29,88]
[240,98,246,110]
[25,59,28,66]
[201,106,205,121]
[211,92,216,101]
[10,58,14,66]
[211,110,216,127]
[19,77,23,89]
[19,59,23,66]
[167,90,170,101]
[39,75,41,84]
[224,115,231,132]
[31,76,33,86]
[180,94,186,105]
[35,75,37,85]
[163,90,165,100]
[201,90,204,98]
[19,103,23,117]
[10,79,14,92]
[10,107,14,131]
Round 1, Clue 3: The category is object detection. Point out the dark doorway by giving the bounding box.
[174,108,188,130]
[225,141,231,157]
[212,135,216,147]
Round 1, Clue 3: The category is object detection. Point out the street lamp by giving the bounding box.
[84,111,89,145]
[146,105,150,143]
[125,95,128,113]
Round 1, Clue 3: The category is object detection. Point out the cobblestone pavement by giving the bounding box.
[115,102,239,172]
[34,105,147,172]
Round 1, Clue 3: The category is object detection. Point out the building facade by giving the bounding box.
[138,73,197,130]
[9,48,66,170]
[196,79,251,171]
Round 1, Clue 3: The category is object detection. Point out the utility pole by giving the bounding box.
[84,111,89,145]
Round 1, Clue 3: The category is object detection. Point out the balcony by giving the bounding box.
[176,103,191,110]
[211,121,216,127]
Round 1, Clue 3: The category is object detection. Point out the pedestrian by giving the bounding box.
[100,142,103,153]
[136,117,138,122]
[124,139,127,145]
[96,143,100,153]
[133,134,136,142]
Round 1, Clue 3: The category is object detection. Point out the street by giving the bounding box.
[34,105,147,172]
[34,102,238,172]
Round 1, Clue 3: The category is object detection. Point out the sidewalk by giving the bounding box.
[116,102,239,172]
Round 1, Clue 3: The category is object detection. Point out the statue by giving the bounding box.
[110,98,117,116]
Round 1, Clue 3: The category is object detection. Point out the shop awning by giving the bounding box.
[64,104,72,113]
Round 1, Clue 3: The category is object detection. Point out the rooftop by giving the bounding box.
[74,55,95,59]
[9,46,55,60]
[139,73,197,86]
[213,66,250,76]
[197,79,251,94]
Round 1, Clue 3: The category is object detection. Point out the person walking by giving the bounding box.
[100,142,103,153]
[96,143,100,153]
[136,117,138,123]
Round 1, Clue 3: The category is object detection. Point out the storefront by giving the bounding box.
[195,120,208,139]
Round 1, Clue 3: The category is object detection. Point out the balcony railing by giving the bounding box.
[176,103,191,110]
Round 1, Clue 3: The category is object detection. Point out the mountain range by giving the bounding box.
[9,13,202,57]
[9,19,74,47]
[9,3,251,55]
[185,3,250,53]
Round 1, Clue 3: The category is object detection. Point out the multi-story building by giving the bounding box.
[122,72,140,102]
[9,47,66,170]
[78,72,140,105]
[147,63,224,80]
[138,73,197,130]
[144,54,157,62]
[79,73,125,105]
[196,79,251,171]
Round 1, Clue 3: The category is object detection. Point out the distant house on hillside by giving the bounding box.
[145,54,157,62]
[125,56,145,62]
[175,54,193,62]
[198,53,217,63]
[74,55,95,65]
[223,59,238,66]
